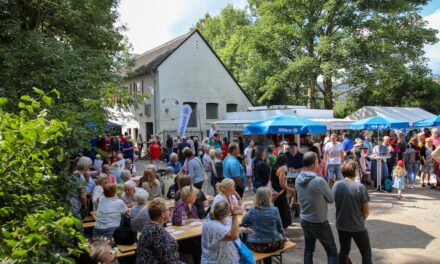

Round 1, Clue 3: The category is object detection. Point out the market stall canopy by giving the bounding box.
[345,106,435,126]
[348,115,409,130]
[243,115,327,135]
[413,116,440,128]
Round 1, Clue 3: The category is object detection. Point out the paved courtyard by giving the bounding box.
[135,160,440,264]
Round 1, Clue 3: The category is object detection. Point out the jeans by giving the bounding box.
[327,164,343,181]
[301,219,338,264]
[337,229,372,264]
[406,162,416,184]
[93,227,117,239]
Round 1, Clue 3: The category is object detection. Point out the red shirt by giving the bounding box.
[221,144,227,160]
[149,143,161,160]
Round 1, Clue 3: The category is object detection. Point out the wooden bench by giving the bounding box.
[253,241,296,264]
[83,215,95,222]
[83,221,95,229]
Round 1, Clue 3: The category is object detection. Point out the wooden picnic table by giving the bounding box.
[115,215,243,258]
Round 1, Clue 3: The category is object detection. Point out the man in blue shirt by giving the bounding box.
[122,136,134,161]
[342,132,354,153]
[223,142,246,198]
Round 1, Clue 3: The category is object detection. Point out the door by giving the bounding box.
[145,122,154,141]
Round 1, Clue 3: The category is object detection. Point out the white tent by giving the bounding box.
[345,106,436,126]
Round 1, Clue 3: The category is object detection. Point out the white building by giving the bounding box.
[121,30,253,140]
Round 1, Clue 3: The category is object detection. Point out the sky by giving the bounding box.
[118,0,440,74]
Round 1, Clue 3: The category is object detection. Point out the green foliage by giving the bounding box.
[195,0,437,109]
[353,74,440,114]
[0,93,88,263]
[1,209,88,264]
[333,100,357,118]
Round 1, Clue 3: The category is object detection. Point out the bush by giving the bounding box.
[0,91,88,263]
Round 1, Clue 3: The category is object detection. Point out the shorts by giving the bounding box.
[422,162,434,174]
[327,164,343,181]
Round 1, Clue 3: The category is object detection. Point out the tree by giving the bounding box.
[352,73,440,114]
[197,0,438,109]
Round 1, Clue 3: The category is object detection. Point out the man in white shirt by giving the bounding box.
[209,123,217,139]
[324,133,344,188]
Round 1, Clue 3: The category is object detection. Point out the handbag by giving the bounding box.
[233,240,255,264]
[113,215,137,245]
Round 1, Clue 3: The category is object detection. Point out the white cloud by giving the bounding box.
[117,0,248,54]
[424,9,440,75]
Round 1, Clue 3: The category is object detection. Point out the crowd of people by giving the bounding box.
[74,126,440,263]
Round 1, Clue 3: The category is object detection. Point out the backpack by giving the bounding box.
[385,177,393,193]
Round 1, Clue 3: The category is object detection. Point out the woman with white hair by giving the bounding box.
[109,162,122,183]
[89,237,116,264]
[92,173,109,211]
[130,188,150,232]
[242,187,286,263]
[120,180,137,208]
[120,169,131,183]
[167,152,182,174]
[70,156,92,219]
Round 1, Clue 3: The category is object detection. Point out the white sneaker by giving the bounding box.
[410,184,414,189]
[245,187,249,192]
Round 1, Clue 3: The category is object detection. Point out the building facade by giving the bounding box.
[121,30,252,140]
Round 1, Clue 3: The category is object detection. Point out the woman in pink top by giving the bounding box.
[102,164,117,184]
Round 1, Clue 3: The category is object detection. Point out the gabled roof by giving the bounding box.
[125,29,254,106]
[345,106,436,126]
[126,31,194,78]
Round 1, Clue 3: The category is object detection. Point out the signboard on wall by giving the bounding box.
[161,97,180,107]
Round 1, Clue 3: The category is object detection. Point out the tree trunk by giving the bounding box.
[323,78,333,109]
[307,80,316,109]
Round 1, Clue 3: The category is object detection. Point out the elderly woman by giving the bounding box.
[136,198,179,263]
[102,164,117,184]
[131,188,150,232]
[89,237,117,264]
[173,186,202,264]
[141,169,162,200]
[94,184,130,238]
[211,178,243,214]
[183,148,204,189]
[120,169,131,183]
[201,201,241,263]
[109,162,122,183]
[167,152,182,174]
[175,175,208,219]
[70,156,92,219]
[120,180,137,208]
[92,173,109,211]
[172,186,200,226]
[242,187,286,264]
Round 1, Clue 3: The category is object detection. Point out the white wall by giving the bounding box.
[123,74,156,138]
[157,32,252,135]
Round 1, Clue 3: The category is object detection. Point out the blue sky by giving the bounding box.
[119,0,440,74]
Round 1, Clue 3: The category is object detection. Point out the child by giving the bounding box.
[392,160,407,199]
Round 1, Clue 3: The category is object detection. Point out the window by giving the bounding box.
[144,104,151,117]
[206,103,219,119]
[226,104,238,112]
[183,102,197,127]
